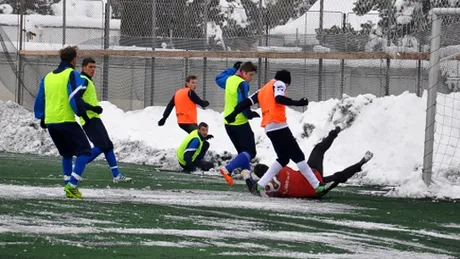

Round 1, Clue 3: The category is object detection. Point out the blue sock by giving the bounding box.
[87,147,103,164]
[62,156,73,185]
[104,150,120,178]
[69,154,90,187]
[225,152,251,174]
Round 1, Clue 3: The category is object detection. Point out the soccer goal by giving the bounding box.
[423,8,460,186]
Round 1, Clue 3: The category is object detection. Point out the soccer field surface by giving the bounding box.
[0,153,459,259]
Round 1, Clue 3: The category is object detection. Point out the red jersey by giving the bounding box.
[266,167,323,198]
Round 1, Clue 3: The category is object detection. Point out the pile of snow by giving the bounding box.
[1,92,460,199]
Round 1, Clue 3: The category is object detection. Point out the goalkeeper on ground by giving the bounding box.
[241,126,374,198]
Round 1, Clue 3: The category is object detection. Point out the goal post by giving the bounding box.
[423,8,460,186]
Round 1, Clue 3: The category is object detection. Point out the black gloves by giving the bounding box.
[90,106,103,114]
[225,113,236,123]
[202,100,210,108]
[40,118,47,129]
[158,117,166,126]
[81,113,91,125]
[206,134,214,140]
[247,110,260,120]
[226,110,259,123]
[233,61,242,70]
[85,103,103,114]
[296,97,309,106]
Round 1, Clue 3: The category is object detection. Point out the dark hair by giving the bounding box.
[254,163,269,178]
[239,61,257,73]
[186,75,197,83]
[59,46,77,62]
[82,57,96,67]
[198,122,208,128]
[274,69,291,85]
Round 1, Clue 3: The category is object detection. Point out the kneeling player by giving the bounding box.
[176,122,214,172]
[242,126,373,198]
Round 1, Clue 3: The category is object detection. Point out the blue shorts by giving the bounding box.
[48,122,91,157]
[83,118,114,152]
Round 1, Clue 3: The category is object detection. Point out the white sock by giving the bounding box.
[297,160,320,188]
[257,160,283,187]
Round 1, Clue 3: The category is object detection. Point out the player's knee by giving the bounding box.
[277,157,289,167]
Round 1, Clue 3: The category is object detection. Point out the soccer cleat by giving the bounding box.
[219,167,234,186]
[64,183,82,199]
[113,173,132,183]
[315,184,326,194]
[363,151,374,163]
[256,184,268,197]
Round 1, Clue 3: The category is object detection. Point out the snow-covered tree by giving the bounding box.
[352,0,460,49]
[0,0,59,15]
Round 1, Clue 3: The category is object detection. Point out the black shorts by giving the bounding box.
[83,118,114,152]
[48,122,92,157]
[178,123,198,134]
[224,122,256,158]
[266,127,305,166]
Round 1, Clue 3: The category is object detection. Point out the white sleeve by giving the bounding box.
[273,80,286,98]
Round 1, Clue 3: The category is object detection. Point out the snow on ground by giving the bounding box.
[1,91,460,199]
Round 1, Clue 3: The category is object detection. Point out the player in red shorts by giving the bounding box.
[241,126,374,198]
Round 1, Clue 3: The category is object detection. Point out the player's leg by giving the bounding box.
[323,151,373,184]
[56,123,92,198]
[178,123,198,134]
[256,129,290,192]
[85,118,132,183]
[195,141,214,171]
[219,123,254,185]
[47,125,73,186]
[307,126,341,175]
[284,127,322,191]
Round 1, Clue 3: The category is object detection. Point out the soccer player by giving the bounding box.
[158,75,210,134]
[215,61,259,186]
[34,46,91,199]
[176,122,214,172]
[78,57,132,183]
[241,126,374,198]
[225,69,325,195]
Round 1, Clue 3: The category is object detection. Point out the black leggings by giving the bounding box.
[266,127,305,166]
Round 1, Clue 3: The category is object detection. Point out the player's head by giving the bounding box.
[238,61,257,83]
[82,57,96,77]
[274,69,291,86]
[60,45,78,67]
[185,75,198,90]
[198,122,208,138]
[254,163,269,178]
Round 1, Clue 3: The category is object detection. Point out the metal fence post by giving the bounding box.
[385,6,392,96]
[203,0,209,100]
[150,0,156,106]
[318,0,324,101]
[339,13,346,98]
[63,0,66,45]
[102,0,111,101]
[17,0,25,105]
[258,0,263,87]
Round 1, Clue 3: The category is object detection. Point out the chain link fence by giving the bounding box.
[2,0,460,111]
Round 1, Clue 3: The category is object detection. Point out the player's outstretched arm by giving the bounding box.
[225,91,259,123]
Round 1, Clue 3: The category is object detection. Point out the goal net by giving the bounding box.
[423,8,460,187]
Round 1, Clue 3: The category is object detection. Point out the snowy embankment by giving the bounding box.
[1,92,460,199]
